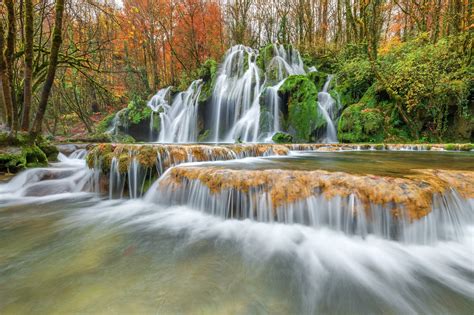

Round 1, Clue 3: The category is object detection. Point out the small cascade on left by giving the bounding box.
[0,148,93,203]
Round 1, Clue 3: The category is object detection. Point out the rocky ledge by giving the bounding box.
[158,166,474,222]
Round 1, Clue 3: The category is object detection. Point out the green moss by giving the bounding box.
[127,98,151,125]
[136,146,157,168]
[96,113,116,133]
[0,145,48,173]
[272,132,293,144]
[459,144,473,151]
[256,44,276,71]
[38,143,59,161]
[338,103,384,143]
[198,130,210,142]
[0,151,26,173]
[279,75,323,142]
[307,71,328,91]
[198,59,218,102]
[23,146,48,167]
[118,154,131,174]
[444,144,458,151]
[373,144,385,150]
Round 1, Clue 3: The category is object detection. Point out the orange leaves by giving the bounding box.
[119,0,225,86]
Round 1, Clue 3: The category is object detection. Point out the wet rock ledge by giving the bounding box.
[158,166,474,222]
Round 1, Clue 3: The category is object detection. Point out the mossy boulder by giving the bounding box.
[0,145,48,173]
[272,132,293,144]
[338,103,384,143]
[0,132,57,172]
[38,143,59,161]
[96,98,154,142]
[279,75,324,142]
[256,44,276,71]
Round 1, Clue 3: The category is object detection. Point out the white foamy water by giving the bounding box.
[59,199,474,314]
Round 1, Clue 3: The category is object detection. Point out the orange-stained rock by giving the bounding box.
[160,166,474,222]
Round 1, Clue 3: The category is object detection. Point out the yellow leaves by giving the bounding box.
[378,36,401,56]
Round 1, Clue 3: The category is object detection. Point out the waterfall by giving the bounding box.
[317,75,339,143]
[0,150,93,200]
[147,86,171,141]
[148,81,202,143]
[143,44,331,143]
[146,165,474,244]
[210,45,262,142]
[210,44,309,142]
[106,108,128,136]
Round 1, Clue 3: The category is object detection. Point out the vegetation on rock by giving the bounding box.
[272,132,293,144]
[279,75,324,142]
[0,132,56,173]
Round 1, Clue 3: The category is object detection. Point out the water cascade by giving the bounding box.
[147,81,202,143]
[147,86,171,141]
[144,44,334,143]
[0,151,93,201]
[146,165,474,243]
[317,75,339,143]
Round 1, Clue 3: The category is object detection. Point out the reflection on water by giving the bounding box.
[0,197,473,314]
[200,150,474,177]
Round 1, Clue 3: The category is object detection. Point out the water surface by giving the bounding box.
[0,151,473,314]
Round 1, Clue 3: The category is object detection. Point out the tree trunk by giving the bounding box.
[31,0,65,137]
[0,23,14,129]
[22,0,33,130]
[5,0,17,131]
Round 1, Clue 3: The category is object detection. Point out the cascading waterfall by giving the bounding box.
[147,86,171,141]
[144,44,337,143]
[211,44,309,142]
[145,164,474,244]
[210,45,262,142]
[317,75,339,143]
[147,81,202,143]
[0,151,93,200]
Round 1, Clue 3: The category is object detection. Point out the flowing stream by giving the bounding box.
[0,147,473,314]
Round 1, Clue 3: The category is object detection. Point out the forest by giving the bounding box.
[0,0,472,155]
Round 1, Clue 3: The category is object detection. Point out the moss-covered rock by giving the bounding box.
[0,145,48,173]
[256,44,276,71]
[272,132,293,144]
[279,75,324,141]
[38,143,59,162]
[307,71,328,91]
[0,132,57,172]
[96,113,116,133]
[338,103,384,143]
[197,59,218,102]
